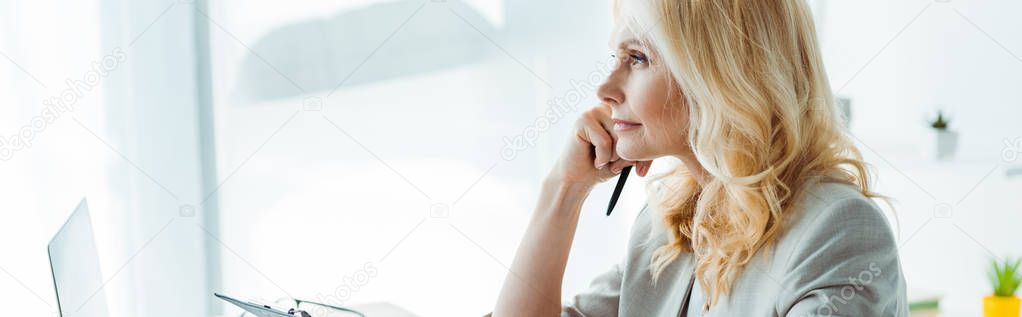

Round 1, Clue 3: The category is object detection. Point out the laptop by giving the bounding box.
[48,199,111,317]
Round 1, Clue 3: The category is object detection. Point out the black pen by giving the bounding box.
[606,165,631,216]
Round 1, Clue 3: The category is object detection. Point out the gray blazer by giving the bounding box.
[562,177,908,316]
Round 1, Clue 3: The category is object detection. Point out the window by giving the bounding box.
[204,1,632,315]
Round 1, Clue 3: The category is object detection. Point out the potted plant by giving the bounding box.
[929,110,958,160]
[984,257,1022,317]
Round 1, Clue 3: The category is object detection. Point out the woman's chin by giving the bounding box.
[615,144,650,162]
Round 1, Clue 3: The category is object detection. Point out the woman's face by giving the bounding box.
[598,23,691,162]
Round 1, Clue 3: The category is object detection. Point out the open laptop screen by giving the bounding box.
[48,199,110,317]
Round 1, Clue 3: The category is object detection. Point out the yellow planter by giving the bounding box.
[984,295,1021,317]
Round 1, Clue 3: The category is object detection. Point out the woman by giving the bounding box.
[491,0,907,316]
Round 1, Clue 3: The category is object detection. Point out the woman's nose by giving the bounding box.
[597,77,624,106]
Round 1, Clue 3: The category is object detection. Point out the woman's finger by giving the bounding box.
[631,161,648,177]
[591,105,620,164]
[607,159,635,174]
[583,117,615,169]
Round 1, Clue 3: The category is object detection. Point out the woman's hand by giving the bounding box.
[548,104,652,188]
[492,104,654,317]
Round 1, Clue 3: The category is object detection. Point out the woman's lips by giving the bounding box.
[613,119,642,131]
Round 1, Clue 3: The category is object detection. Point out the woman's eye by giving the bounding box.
[610,52,648,68]
[629,53,648,66]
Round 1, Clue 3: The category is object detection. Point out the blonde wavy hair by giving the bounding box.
[613,0,886,310]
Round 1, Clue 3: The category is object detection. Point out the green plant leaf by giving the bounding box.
[989,257,1022,297]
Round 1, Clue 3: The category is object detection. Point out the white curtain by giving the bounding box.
[0,0,210,316]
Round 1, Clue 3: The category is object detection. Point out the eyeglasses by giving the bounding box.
[236,297,365,317]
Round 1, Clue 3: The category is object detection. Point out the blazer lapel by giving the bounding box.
[674,256,698,317]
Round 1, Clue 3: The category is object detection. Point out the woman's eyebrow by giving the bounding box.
[618,38,642,48]
[608,36,643,49]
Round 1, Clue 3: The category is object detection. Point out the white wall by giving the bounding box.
[95,0,211,315]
